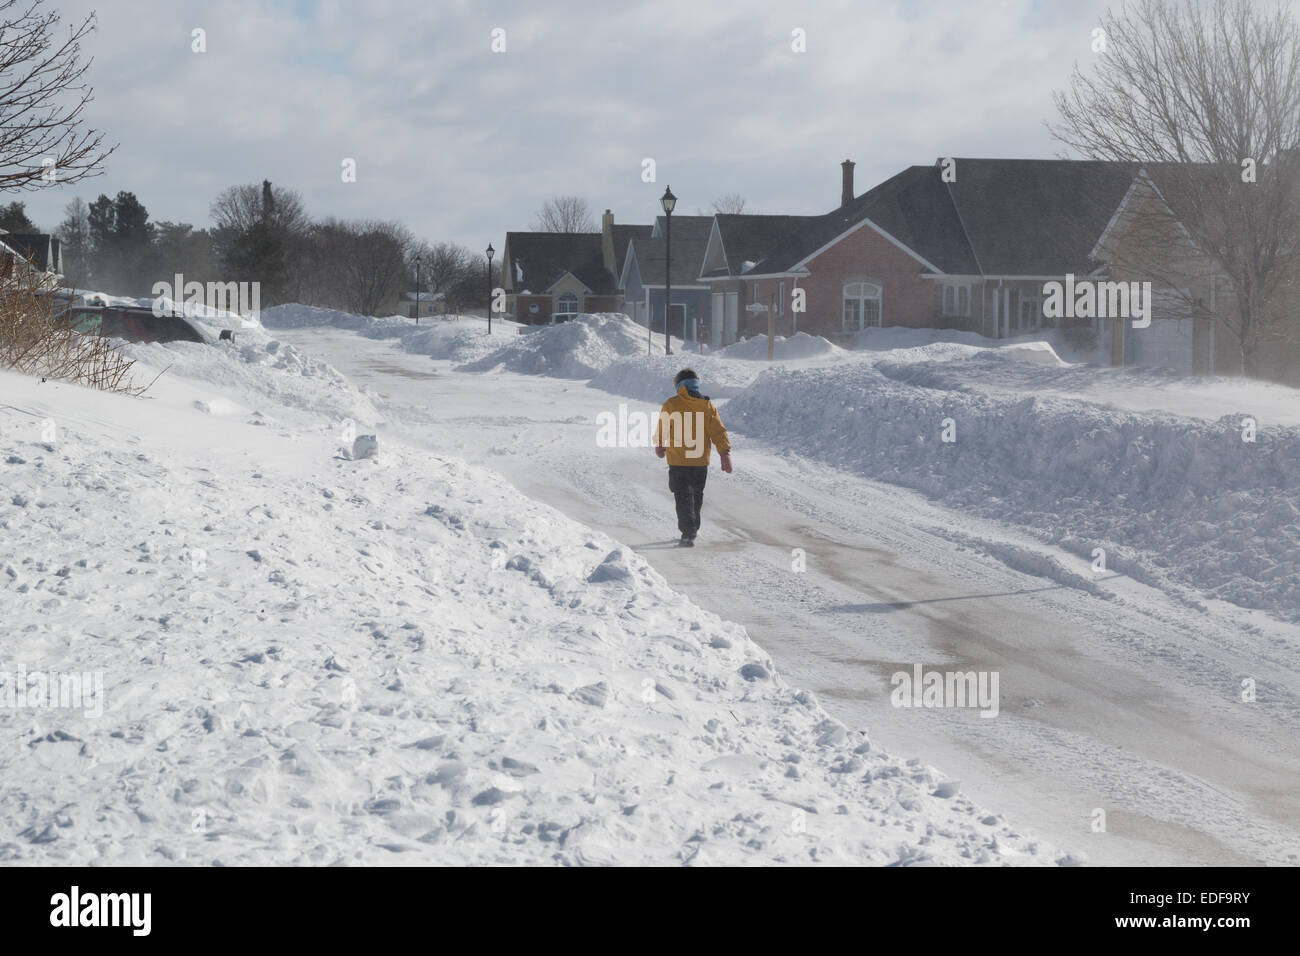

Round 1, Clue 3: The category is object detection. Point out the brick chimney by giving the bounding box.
[601,209,615,274]
[841,160,855,207]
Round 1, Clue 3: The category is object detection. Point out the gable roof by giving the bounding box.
[707,214,819,278]
[945,159,1139,275]
[749,159,1145,279]
[650,214,714,238]
[503,231,617,295]
[748,166,976,276]
[6,233,61,274]
[610,223,652,279]
[628,216,713,287]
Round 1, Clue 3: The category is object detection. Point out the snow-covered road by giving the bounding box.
[278,325,1300,866]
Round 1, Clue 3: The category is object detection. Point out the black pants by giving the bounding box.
[668,465,708,537]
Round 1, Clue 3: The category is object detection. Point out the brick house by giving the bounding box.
[741,158,1258,374]
[698,213,818,346]
[500,211,649,324]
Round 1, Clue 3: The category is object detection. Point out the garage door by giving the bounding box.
[1131,318,1195,373]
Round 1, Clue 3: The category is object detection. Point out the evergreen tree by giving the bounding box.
[56,197,91,285]
[0,201,37,233]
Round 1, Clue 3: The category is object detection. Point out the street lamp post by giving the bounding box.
[486,243,495,335]
[660,186,676,356]
[414,256,421,325]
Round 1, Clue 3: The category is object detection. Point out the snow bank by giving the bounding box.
[726,363,1300,622]
[117,338,382,425]
[842,326,989,352]
[458,313,658,379]
[380,324,500,364]
[994,341,1070,367]
[587,354,756,404]
[261,304,503,365]
[714,332,843,361]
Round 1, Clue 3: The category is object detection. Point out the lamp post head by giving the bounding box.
[486,243,494,259]
[660,186,676,215]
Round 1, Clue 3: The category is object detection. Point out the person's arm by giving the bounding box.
[708,403,733,472]
[654,404,668,458]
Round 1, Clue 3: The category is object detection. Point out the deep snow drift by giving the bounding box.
[587,355,756,404]
[726,357,1300,622]
[261,303,502,365]
[715,331,845,361]
[0,342,1068,864]
[458,313,666,379]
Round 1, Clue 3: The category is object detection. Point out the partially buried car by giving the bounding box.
[59,304,207,345]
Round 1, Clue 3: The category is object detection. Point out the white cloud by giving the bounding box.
[20,0,1110,263]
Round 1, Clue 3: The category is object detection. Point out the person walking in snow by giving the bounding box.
[654,368,732,547]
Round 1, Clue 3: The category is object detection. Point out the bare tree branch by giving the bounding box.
[1049,0,1300,377]
[530,195,594,233]
[0,0,115,190]
[711,192,747,214]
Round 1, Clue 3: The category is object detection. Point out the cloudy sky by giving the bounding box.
[23,0,1117,251]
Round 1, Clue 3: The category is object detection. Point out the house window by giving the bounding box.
[556,292,578,314]
[843,281,882,331]
[943,283,971,316]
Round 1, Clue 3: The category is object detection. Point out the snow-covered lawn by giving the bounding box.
[0,326,1068,865]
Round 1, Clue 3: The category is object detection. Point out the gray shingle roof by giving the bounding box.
[749,167,976,275]
[505,232,615,294]
[946,159,1139,275]
[629,216,713,286]
[712,214,819,276]
[611,223,652,279]
[749,159,1145,278]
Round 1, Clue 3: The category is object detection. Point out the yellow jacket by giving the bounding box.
[654,386,731,467]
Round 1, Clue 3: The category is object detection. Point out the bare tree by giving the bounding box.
[210,181,310,242]
[408,241,471,294]
[711,192,747,214]
[408,240,476,313]
[210,181,312,304]
[530,195,595,233]
[1050,0,1300,377]
[0,1,114,190]
[311,218,411,316]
